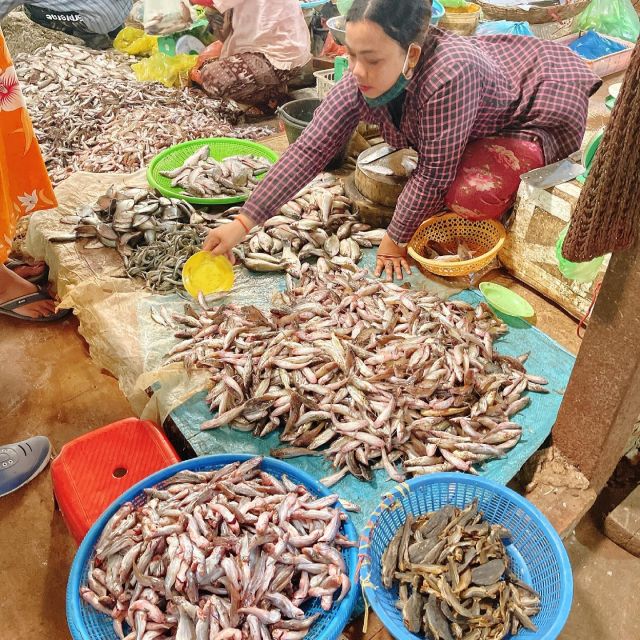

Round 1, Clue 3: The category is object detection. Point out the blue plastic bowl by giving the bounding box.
[359,473,573,640]
[67,455,359,640]
[431,0,445,25]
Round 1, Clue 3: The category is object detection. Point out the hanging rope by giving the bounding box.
[563,42,640,263]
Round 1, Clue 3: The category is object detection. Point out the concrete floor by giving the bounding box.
[1,283,639,640]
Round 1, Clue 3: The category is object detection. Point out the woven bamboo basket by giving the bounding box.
[407,214,506,277]
[475,0,592,24]
[439,3,481,35]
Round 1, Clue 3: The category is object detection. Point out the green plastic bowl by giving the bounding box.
[480,282,535,318]
[147,138,279,205]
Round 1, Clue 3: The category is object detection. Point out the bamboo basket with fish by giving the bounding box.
[359,474,573,640]
[67,455,359,640]
[408,214,507,278]
[160,264,548,484]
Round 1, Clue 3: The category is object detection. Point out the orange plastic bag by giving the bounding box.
[321,33,347,58]
[190,40,223,84]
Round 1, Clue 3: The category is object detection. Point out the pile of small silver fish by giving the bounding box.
[160,147,273,199]
[13,44,272,185]
[53,187,200,255]
[384,500,541,639]
[163,265,547,483]
[213,174,386,275]
[80,457,353,640]
[125,226,206,294]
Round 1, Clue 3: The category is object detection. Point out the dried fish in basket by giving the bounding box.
[77,456,356,640]
[382,501,541,639]
[162,264,547,483]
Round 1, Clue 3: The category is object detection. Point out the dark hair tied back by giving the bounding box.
[346,0,432,49]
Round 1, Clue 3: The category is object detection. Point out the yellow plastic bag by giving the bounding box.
[114,26,158,56]
[131,52,198,88]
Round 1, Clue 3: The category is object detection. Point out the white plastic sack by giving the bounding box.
[143,0,197,35]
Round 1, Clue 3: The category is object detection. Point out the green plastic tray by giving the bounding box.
[480,282,535,318]
[147,138,279,205]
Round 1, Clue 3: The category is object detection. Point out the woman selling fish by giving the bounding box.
[205,0,601,281]
[189,0,311,115]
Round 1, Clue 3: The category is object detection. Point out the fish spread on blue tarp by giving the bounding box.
[159,250,574,534]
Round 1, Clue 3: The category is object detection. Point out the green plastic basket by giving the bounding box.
[147,138,279,205]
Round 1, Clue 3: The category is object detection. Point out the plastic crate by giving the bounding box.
[315,68,336,99]
[557,32,635,77]
[51,418,180,544]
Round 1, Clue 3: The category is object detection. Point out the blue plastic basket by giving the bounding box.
[359,473,573,640]
[67,455,359,640]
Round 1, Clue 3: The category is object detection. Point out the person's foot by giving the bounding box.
[0,264,56,318]
[5,259,47,281]
[0,436,52,498]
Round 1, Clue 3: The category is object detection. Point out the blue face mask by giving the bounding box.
[363,48,417,108]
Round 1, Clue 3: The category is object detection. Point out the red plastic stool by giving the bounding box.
[51,418,180,544]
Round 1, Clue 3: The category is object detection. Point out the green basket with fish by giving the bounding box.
[147,138,279,205]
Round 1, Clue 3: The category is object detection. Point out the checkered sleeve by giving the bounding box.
[242,76,361,225]
[388,63,482,244]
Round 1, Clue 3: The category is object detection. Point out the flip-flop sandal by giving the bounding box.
[0,289,71,323]
[5,258,49,285]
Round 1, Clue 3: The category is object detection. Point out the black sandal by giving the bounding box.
[0,289,71,323]
[5,258,49,285]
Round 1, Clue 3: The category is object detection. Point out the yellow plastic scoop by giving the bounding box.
[182,251,234,298]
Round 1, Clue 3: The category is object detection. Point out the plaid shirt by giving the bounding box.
[243,28,601,244]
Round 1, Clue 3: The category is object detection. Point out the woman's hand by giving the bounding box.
[203,215,252,263]
[374,233,412,282]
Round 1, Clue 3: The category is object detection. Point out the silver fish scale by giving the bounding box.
[80,457,352,640]
[165,265,547,483]
[13,44,272,186]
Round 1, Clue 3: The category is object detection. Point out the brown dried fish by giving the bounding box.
[390,501,541,639]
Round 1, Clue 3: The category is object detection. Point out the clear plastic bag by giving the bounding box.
[476,20,534,37]
[132,51,198,88]
[143,0,197,36]
[575,0,640,43]
[114,26,158,56]
[556,226,605,283]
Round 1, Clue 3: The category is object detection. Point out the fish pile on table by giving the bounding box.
[160,147,273,199]
[384,500,541,639]
[53,187,200,255]
[13,45,272,185]
[209,174,386,275]
[125,226,206,294]
[80,457,353,640]
[161,265,547,483]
